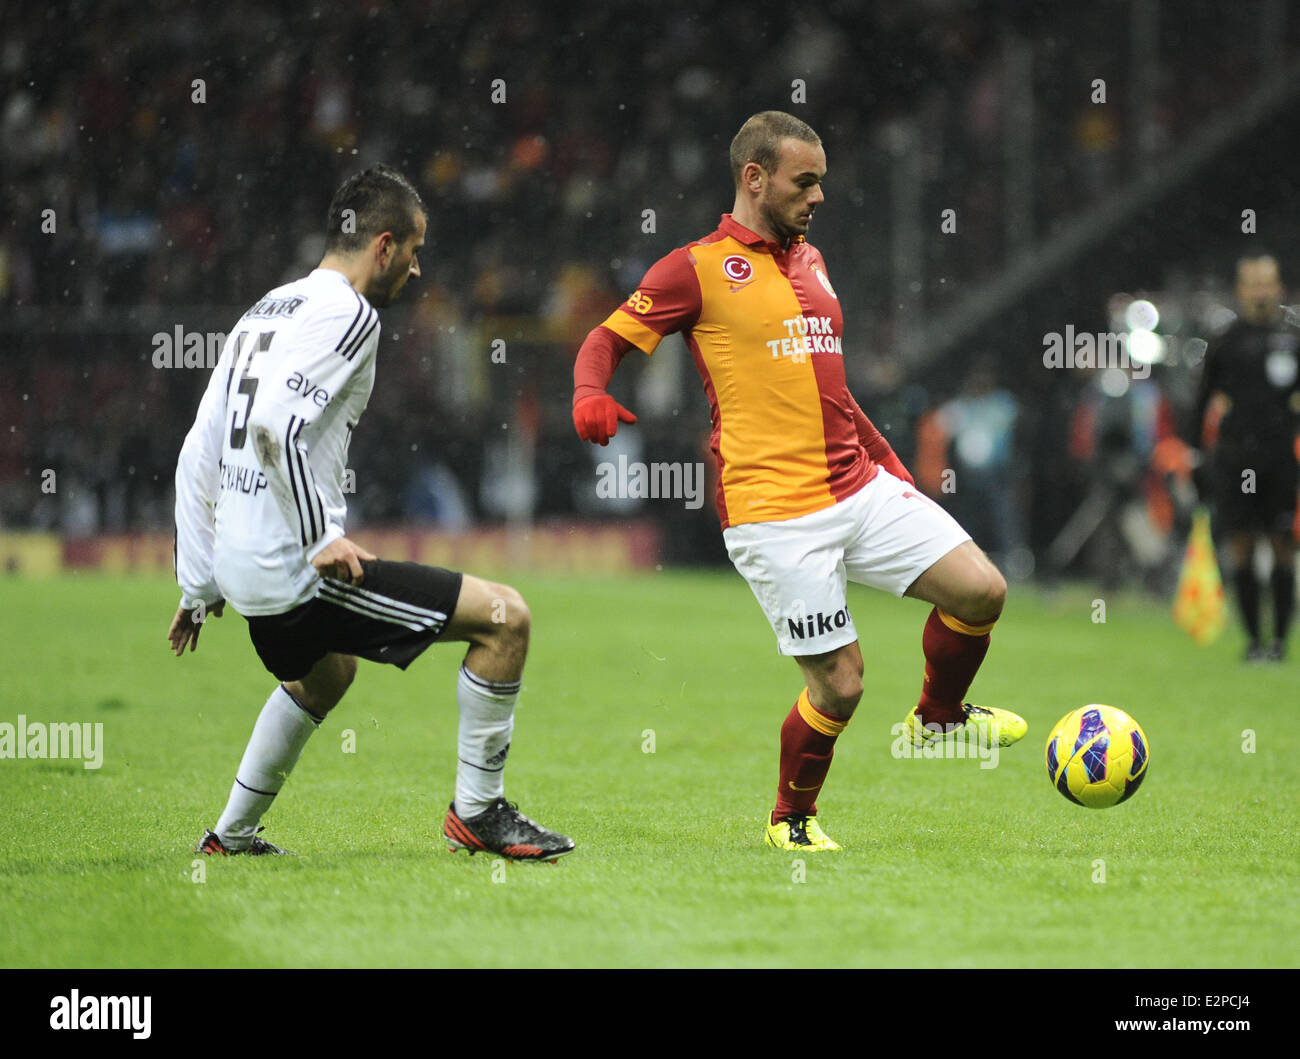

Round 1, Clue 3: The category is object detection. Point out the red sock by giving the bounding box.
[916,606,995,727]
[772,688,849,823]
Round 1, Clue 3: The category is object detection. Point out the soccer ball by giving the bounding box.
[1045,705,1149,808]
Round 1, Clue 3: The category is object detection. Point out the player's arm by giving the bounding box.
[170,345,234,653]
[850,397,915,486]
[573,250,701,445]
[573,327,638,445]
[242,302,379,580]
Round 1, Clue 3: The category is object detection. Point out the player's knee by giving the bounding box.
[492,584,531,646]
[802,647,863,717]
[333,653,359,692]
[821,680,862,717]
[836,676,864,709]
[295,654,356,717]
[984,567,1008,618]
[958,565,1005,625]
[823,665,864,715]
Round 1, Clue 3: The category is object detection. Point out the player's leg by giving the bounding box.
[904,539,1006,626]
[201,652,357,855]
[904,542,1005,727]
[905,539,1006,724]
[437,574,573,860]
[796,640,865,720]
[756,640,863,851]
[836,470,1022,747]
[440,575,530,816]
[1268,530,1295,659]
[901,539,1022,744]
[442,574,530,680]
[284,651,358,718]
[724,504,860,851]
[309,560,569,860]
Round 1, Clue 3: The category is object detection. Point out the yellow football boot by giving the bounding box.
[903,702,1027,748]
[764,813,841,851]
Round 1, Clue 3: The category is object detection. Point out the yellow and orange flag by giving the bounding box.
[1173,507,1227,645]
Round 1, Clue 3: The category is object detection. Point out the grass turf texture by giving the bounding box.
[0,570,1295,968]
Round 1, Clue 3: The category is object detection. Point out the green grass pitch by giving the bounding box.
[0,569,1295,968]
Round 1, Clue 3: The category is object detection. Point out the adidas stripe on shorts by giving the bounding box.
[246,558,463,682]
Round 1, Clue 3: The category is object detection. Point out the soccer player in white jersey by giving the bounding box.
[169,166,573,861]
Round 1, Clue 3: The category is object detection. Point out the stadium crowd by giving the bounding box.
[2,0,1295,570]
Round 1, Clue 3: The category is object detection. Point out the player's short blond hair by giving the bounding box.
[729,111,822,187]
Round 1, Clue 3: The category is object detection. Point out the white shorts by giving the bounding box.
[722,470,971,656]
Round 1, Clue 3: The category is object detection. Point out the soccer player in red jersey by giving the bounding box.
[572,112,1027,850]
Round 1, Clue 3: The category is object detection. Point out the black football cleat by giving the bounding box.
[443,798,575,862]
[194,827,294,856]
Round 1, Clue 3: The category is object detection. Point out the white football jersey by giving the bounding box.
[174,268,380,615]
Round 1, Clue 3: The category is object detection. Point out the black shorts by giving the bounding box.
[1213,449,1299,536]
[246,559,463,682]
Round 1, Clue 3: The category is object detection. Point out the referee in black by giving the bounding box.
[1189,252,1300,662]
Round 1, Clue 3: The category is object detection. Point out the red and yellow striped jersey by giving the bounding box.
[599,213,874,529]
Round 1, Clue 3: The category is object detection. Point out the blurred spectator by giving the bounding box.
[0,0,1293,563]
[1053,366,1183,589]
[931,360,1023,570]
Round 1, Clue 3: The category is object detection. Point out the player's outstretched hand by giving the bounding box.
[167,599,224,656]
[574,393,637,446]
[312,536,376,584]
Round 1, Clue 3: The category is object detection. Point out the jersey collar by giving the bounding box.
[312,267,355,286]
[718,213,806,254]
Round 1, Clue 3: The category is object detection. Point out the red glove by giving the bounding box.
[574,393,637,446]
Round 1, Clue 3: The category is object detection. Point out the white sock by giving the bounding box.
[215,685,320,849]
[454,665,518,817]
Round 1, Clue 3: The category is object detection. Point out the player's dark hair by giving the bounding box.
[729,111,822,187]
[325,165,425,253]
